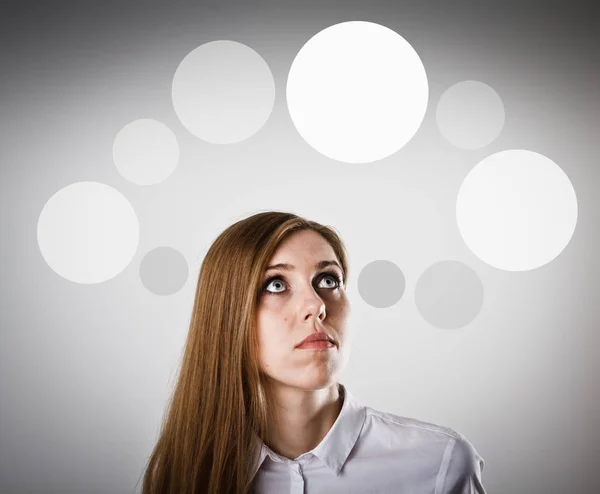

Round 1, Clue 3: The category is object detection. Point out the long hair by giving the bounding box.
[137,211,350,494]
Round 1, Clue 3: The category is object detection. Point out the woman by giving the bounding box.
[138,211,486,494]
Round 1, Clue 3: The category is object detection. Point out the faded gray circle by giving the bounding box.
[139,246,189,296]
[436,80,505,149]
[414,260,484,329]
[171,40,275,144]
[357,260,406,308]
[112,118,180,186]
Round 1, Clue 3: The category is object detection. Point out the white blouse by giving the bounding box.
[251,383,486,494]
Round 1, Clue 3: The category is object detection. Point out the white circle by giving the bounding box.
[456,150,578,271]
[37,182,140,284]
[286,21,428,163]
[113,118,180,186]
[172,40,275,144]
[436,80,505,149]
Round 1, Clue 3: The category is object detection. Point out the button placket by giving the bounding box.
[289,462,304,494]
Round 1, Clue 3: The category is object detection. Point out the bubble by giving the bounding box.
[37,182,139,284]
[287,21,428,163]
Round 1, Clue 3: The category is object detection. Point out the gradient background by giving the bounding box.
[1,1,598,493]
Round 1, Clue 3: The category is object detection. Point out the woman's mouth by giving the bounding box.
[296,340,335,350]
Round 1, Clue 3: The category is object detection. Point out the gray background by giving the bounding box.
[1,1,598,493]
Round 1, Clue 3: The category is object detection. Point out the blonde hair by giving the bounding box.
[137,211,350,494]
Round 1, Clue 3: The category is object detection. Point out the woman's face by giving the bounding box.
[256,229,352,391]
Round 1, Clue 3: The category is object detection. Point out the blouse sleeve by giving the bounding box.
[436,431,486,494]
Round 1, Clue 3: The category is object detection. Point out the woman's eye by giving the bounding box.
[262,272,342,295]
[265,280,285,293]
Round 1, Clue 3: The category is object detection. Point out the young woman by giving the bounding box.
[139,211,486,494]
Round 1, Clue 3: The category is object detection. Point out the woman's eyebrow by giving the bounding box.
[265,260,341,272]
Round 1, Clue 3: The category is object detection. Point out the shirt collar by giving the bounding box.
[251,382,367,479]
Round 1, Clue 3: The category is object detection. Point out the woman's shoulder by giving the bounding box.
[354,401,486,489]
[364,405,462,441]
[363,406,485,473]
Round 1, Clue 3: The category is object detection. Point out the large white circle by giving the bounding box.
[37,182,140,284]
[113,118,179,186]
[456,150,578,271]
[286,21,428,163]
[172,40,275,144]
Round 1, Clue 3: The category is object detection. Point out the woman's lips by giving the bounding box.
[296,340,335,350]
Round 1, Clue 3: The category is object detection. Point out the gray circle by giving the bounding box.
[414,260,484,329]
[436,80,505,149]
[139,246,189,296]
[357,260,406,308]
